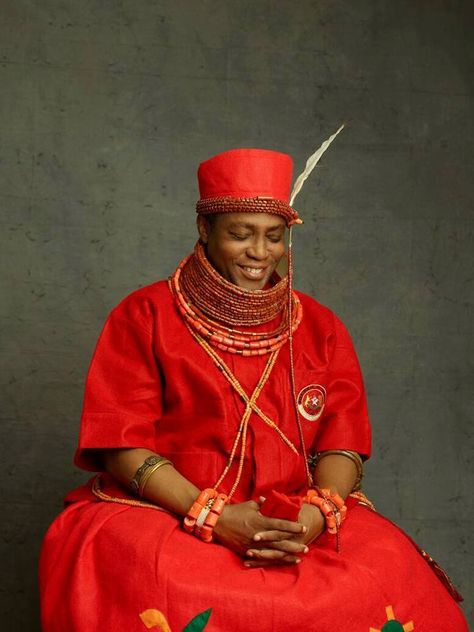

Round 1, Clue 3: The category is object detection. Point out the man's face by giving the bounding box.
[197,212,287,290]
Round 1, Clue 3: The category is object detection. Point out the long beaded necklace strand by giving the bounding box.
[188,328,301,500]
[188,330,298,454]
[169,236,313,497]
[288,225,313,487]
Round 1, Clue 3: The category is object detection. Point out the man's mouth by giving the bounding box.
[239,265,267,280]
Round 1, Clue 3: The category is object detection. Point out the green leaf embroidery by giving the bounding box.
[182,608,212,632]
[381,622,405,632]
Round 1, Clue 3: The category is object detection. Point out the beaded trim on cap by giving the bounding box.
[196,196,302,227]
[169,241,303,356]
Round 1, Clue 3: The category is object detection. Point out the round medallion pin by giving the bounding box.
[297,384,326,421]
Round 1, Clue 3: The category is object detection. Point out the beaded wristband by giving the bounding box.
[304,488,347,535]
[317,487,347,521]
[183,489,228,542]
[198,493,227,543]
[305,493,337,532]
[183,488,217,534]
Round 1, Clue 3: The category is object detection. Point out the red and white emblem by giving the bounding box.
[297,384,326,421]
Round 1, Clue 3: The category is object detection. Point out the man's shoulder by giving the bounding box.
[108,279,172,328]
[295,290,358,349]
[295,289,336,327]
[116,278,170,303]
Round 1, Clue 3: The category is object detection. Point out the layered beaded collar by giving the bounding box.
[169,241,302,356]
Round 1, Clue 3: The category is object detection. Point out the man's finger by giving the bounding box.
[246,548,287,560]
[253,530,299,542]
[249,539,308,555]
[268,540,308,554]
[262,517,306,534]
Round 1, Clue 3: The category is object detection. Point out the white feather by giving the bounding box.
[289,124,345,206]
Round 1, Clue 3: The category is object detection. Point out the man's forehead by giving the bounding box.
[224,218,286,230]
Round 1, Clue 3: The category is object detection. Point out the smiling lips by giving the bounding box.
[239,265,267,280]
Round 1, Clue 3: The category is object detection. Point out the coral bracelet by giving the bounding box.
[304,488,347,552]
[184,488,228,543]
[304,488,347,533]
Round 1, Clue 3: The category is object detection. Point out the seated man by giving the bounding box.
[40,137,468,631]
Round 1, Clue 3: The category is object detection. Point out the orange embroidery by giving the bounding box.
[140,607,212,632]
[369,605,414,631]
[140,609,172,631]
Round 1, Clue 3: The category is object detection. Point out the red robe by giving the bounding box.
[39,280,467,631]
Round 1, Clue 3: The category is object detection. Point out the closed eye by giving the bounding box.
[230,232,251,240]
[267,234,284,243]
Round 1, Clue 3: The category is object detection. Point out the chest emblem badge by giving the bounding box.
[297,384,326,421]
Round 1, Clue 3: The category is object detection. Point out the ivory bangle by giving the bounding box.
[195,505,212,530]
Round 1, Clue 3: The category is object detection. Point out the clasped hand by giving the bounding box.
[213,498,325,568]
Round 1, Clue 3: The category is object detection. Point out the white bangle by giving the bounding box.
[195,505,212,530]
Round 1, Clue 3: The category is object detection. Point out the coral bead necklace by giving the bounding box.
[169,241,302,356]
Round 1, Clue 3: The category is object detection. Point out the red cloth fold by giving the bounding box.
[259,489,303,521]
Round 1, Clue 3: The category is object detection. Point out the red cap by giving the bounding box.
[198,148,293,201]
[196,148,301,226]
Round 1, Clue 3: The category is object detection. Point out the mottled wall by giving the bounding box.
[1,1,473,628]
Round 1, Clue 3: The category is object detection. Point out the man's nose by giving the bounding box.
[246,238,268,260]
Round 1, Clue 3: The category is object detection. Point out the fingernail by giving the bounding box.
[303,547,309,554]
[253,534,261,541]
[295,558,302,564]
[246,551,254,557]
[302,526,307,533]
[244,562,252,567]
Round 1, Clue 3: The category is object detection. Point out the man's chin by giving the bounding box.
[234,272,272,291]
[240,281,265,291]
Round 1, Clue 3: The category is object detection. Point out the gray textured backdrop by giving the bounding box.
[1,1,473,629]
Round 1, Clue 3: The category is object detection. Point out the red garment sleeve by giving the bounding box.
[313,314,372,459]
[74,304,162,471]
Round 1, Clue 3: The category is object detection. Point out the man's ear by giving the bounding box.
[196,215,210,244]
